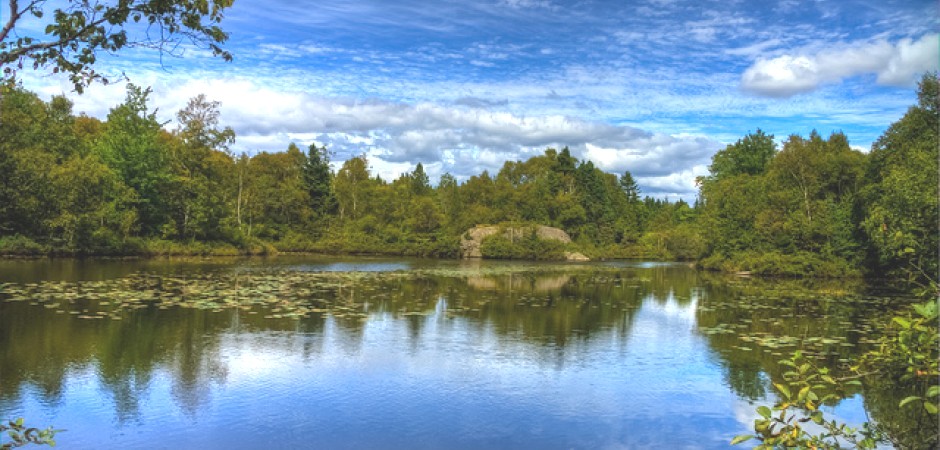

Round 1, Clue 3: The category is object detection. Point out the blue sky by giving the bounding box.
[14,0,939,200]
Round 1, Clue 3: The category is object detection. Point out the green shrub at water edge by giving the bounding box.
[733,300,939,449]
[699,251,860,278]
[479,232,569,260]
[0,236,48,256]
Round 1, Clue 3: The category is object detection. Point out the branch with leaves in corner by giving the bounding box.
[0,0,234,92]
[0,417,60,449]
[732,300,939,450]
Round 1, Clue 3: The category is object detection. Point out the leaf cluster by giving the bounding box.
[733,300,939,449]
[0,418,60,449]
[1,0,234,92]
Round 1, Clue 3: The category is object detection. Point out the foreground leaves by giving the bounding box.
[0,418,60,449]
[733,300,939,449]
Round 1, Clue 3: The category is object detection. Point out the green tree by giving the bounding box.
[698,170,770,259]
[766,131,865,259]
[46,153,136,250]
[243,145,309,239]
[97,84,171,235]
[619,171,640,203]
[0,85,59,236]
[175,94,234,152]
[0,0,234,92]
[411,162,430,196]
[437,172,460,230]
[334,155,371,221]
[164,94,235,240]
[862,73,939,290]
[302,142,337,221]
[554,146,577,194]
[573,161,615,243]
[707,129,776,180]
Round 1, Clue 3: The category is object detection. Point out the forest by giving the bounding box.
[0,74,936,285]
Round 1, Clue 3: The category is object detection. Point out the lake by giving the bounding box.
[0,256,915,449]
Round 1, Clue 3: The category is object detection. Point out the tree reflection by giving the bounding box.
[0,262,915,442]
[0,266,667,420]
[693,272,928,447]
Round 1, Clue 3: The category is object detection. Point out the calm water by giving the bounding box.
[0,257,911,449]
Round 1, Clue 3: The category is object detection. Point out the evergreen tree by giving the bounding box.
[302,143,337,218]
[411,162,430,195]
[619,171,640,203]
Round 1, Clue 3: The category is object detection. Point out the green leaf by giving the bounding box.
[810,411,824,424]
[774,383,792,400]
[899,396,921,408]
[798,386,810,401]
[927,385,939,398]
[892,317,911,328]
[757,406,772,419]
[925,402,938,414]
[913,302,937,319]
[731,435,755,445]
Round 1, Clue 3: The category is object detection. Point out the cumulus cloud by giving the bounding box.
[740,34,938,97]
[46,76,717,200]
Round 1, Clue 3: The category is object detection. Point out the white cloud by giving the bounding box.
[725,38,784,57]
[499,0,553,9]
[18,0,933,203]
[741,34,938,97]
[877,35,939,85]
[43,75,719,200]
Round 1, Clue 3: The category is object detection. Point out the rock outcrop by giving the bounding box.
[564,251,590,261]
[459,225,589,261]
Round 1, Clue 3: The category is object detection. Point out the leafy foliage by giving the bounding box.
[0,0,234,92]
[0,75,936,273]
[479,227,569,260]
[862,73,939,291]
[707,128,776,180]
[0,418,59,449]
[733,300,939,449]
[696,76,938,280]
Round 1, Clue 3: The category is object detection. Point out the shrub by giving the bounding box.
[0,235,47,255]
[479,228,568,260]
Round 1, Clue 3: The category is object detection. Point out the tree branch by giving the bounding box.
[0,0,23,43]
[0,8,113,66]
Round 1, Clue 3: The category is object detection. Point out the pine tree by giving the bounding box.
[302,143,337,218]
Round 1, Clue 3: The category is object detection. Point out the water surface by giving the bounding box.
[0,257,912,448]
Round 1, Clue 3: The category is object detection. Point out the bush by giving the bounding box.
[700,250,861,277]
[663,226,706,260]
[0,235,48,255]
[480,229,568,260]
[137,239,242,256]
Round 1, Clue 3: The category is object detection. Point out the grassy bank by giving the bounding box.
[0,233,868,280]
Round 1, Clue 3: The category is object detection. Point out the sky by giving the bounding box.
[11,0,939,201]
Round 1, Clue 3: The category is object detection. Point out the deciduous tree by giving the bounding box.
[0,0,234,91]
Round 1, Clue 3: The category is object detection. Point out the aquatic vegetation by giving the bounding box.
[0,264,625,322]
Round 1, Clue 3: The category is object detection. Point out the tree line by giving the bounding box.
[0,74,936,284]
